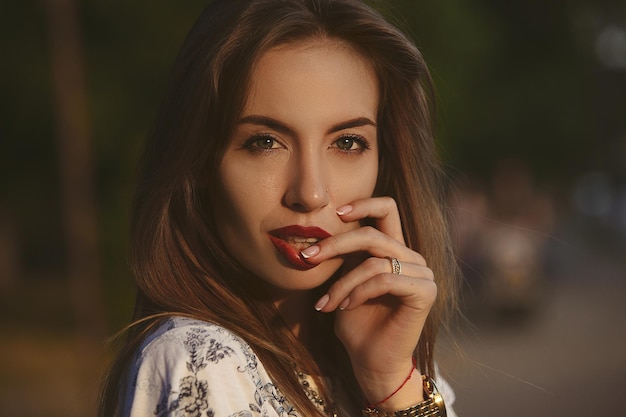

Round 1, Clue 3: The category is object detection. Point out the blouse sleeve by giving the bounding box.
[434,366,458,417]
[122,318,296,417]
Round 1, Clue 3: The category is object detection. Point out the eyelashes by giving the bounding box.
[241,133,371,155]
[332,134,371,152]
[241,133,282,152]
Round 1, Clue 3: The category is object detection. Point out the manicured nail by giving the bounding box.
[314,294,330,311]
[336,205,353,216]
[300,245,320,259]
[338,297,350,310]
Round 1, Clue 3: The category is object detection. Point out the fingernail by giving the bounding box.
[300,245,320,259]
[336,205,353,216]
[338,297,350,310]
[314,294,330,311]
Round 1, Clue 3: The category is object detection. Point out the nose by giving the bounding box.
[283,151,330,212]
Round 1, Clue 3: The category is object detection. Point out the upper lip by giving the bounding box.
[268,225,332,240]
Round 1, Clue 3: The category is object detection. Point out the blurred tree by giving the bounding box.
[81,0,208,326]
[43,0,105,339]
[391,0,595,181]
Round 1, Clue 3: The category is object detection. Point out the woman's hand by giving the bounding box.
[300,197,437,409]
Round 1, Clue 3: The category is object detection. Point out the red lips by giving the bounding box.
[268,225,331,270]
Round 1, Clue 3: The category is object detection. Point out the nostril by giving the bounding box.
[287,201,309,213]
[283,164,330,211]
[282,190,329,212]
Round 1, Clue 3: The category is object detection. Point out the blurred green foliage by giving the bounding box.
[1,0,624,330]
[386,0,598,178]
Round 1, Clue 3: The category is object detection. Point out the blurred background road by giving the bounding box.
[440,217,626,417]
[1,1,625,416]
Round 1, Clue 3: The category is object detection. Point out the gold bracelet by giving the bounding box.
[361,376,446,417]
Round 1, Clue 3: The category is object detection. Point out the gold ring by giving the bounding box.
[386,257,402,275]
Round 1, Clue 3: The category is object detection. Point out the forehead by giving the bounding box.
[243,39,379,118]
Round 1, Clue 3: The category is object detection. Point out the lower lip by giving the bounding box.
[268,235,316,270]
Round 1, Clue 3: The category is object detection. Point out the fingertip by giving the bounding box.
[314,294,330,311]
[300,245,320,259]
[336,205,353,216]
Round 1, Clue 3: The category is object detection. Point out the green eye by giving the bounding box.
[333,135,369,152]
[336,137,356,150]
[254,136,276,149]
[243,134,282,152]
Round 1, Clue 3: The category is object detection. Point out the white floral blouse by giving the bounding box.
[122,317,457,417]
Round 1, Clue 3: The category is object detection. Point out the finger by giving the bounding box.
[337,197,405,244]
[341,272,437,313]
[316,257,434,312]
[301,226,426,266]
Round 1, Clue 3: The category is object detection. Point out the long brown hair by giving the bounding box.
[99,1,458,416]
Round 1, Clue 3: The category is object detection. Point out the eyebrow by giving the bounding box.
[237,115,377,135]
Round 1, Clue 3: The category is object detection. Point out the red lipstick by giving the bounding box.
[268,225,331,270]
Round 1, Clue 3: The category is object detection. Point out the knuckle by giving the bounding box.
[361,256,382,275]
[413,252,427,266]
[360,225,377,237]
[382,196,399,211]
[359,226,381,244]
[425,280,438,302]
[378,272,395,286]
[413,280,438,312]
[423,267,434,281]
[331,277,348,293]
[351,282,368,300]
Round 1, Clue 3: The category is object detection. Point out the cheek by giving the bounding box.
[366,163,379,195]
[214,161,281,235]
[335,158,379,199]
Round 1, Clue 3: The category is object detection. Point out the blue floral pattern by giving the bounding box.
[126,318,297,417]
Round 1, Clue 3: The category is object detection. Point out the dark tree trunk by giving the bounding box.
[43,0,106,340]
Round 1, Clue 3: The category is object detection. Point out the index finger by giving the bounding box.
[336,196,405,245]
[300,225,424,266]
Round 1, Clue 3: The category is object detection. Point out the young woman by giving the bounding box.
[99,1,459,416]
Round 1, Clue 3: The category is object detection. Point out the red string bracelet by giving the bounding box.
[366,357,417,409]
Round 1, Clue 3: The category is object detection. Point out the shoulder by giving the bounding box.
[124,317,295,417]
[138,317,255,367]
[132,317,260,388]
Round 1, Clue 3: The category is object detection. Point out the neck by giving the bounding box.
[272,290,317,346]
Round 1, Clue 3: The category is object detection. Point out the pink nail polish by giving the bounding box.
[314,294,330,311]
[336,205,353,216]
[338,297,350,310]
[300,245,320,259]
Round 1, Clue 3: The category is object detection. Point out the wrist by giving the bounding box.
[359,358,423,411]
[362,376,447,417]
[370,376,425,411]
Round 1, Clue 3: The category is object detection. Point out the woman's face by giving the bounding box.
[215,39,379,294]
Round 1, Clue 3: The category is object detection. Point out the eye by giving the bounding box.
[243,133,282,152]
[332,134,370,153]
